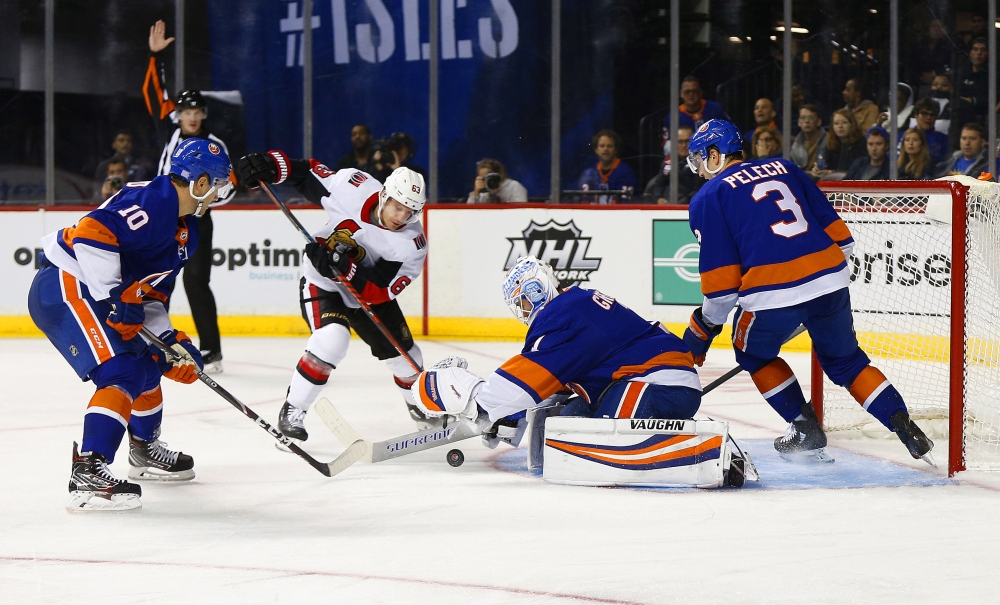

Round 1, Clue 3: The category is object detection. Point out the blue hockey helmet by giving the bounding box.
[686,119,743,175]
[502,256,560,326]
[169,137,234,215]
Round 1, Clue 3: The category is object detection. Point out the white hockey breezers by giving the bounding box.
[540,417,755,488]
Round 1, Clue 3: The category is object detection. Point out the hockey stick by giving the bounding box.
[701,324,807,396]
[313,398,478,463]
[257,181,421,374]
[140,328,366,477]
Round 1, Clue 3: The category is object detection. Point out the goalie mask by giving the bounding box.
[378,167,426,227]
[503,256,559,326]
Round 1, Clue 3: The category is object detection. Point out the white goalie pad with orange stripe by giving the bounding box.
[542,418,737,488]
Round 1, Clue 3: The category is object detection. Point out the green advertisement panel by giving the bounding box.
[652,220,703,305]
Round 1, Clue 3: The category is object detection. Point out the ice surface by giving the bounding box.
[1,337,997,604]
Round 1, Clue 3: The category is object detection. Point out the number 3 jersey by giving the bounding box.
[475,286,701,421]
[40,175,197,302]
[295,162,426,307]
[688,157,855,326]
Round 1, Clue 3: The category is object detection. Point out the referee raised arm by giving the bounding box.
[143,19,229,373]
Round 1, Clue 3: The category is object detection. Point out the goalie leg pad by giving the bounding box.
[411,367,484,419]
[542,418,734,488]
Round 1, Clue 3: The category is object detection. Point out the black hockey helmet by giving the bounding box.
[176,90,207,113]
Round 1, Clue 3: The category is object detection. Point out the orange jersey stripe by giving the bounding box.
[499,355,564,400]
[732,310,755,351]
[62,272,114,364]
[71,217,120,248]
[88,387,133,421]
[617,382,645,418]
[612,351,694,380]
[751,358,795,394]
[700,263,742,296]
[849,366,888,403]
[132,386,163,413]
[824,219,852,243]
[741,243,845,292]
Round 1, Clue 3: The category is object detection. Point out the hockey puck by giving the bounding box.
[446,449,464,467]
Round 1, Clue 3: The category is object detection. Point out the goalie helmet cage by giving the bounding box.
[813,179,1000,477]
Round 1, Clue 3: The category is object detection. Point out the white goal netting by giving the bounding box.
[819,179,1000,472]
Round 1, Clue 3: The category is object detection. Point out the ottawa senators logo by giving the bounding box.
[321,219,367,263]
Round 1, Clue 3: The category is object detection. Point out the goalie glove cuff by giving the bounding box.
[411,367,484,420]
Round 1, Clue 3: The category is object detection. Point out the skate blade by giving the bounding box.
[66,492,141,513]
[275,438,304,453]
[919,451,937,468]
[777,448,835,463]
[203,361,223,374]
[128,467,195,482]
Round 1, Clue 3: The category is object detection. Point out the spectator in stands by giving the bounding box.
[751,127,783,160]
[643,125,703,205]
[790,104,827,171]
[334,124,372,171]
[369,132,426,182]
[842,78,879,132]
[898,128,933,180]
[579,129,637,203]
[911,18,953,89]
[845,126,890,181]
[743,98,779,153]
[662,76,729,144]
[902,98,949,165]
[93,130,147,184]
[960,14,988,52]
[812,109,866,180]
[935,123,990,178]
[925,74,953,137]
[879,83,915,131]
[952,38,990,145]
[93,157,127,201]
[467,158,528,203]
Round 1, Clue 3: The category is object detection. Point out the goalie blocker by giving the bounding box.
[537,416,757,489]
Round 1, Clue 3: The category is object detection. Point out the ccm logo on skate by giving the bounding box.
[629,419,687,431]
[385,427,457,452]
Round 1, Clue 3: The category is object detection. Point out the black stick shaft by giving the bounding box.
[699,324,807,396]
[140,328,333,476]
[258,181,421,374]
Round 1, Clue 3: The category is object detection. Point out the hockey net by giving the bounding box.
[815,178,1000,476]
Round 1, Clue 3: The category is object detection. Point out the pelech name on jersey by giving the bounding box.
[720,160,789,189]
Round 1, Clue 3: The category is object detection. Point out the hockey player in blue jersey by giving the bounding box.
[28,138,233,512]
[409,256,703,445]
[681,119,933,464]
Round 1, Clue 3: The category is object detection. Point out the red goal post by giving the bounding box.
[815,178,1000,477]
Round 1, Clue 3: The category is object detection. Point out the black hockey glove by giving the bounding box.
[305,241,353,281]
[238,150,290,188]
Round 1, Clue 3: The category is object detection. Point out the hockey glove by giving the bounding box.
[683,307,722,367]
[238,150,290,188]
[105,280,148,340]
[305,241,355,281]
[152,330,204,384]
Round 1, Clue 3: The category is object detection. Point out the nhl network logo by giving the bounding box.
[504,220,602,288]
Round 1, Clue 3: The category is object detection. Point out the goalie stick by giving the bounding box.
[313,398,479,463]
[141,328,366,477]
[257,181,421,374]
[701,324,808,396]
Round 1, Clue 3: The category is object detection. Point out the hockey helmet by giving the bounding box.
[169,137,234,216]
[175,90,207,116]
[687,119,742,175]
[378,167,426,226]
[502,256,560,326]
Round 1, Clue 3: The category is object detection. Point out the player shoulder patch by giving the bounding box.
[348,171,368,187]
[413,234,426,250]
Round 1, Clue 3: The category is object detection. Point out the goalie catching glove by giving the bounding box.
[150,330,204,384]
[682,307,722,367]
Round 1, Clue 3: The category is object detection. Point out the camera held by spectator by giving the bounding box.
[368,132,426,182]
[95,157,128,201]
[468,158,528,203]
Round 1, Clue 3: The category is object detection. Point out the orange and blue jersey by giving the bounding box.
[688,157,854,325]
[476,286,701,421]
[40,175,197,304]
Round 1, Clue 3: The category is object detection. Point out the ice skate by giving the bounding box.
[774,403,834,463]
[128,431,195,481]
[889,410,936,467]
[67,442,142,513]
[276,401,308,452]
[201,350,223,374]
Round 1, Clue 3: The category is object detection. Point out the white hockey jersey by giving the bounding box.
[303,164,426,307]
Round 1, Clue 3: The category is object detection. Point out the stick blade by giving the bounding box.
[314,398,369,459]
[325,439,368,477]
